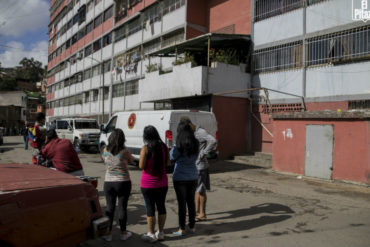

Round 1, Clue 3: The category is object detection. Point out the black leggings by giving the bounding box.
[173,180,197,230]
[104,181,132,232]
[141,186,168,217]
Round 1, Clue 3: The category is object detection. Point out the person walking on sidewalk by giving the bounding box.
[101,129,134,242]
[22,121,29,150]
[139,125,170,243]
[170,123,199,236]
[179,116,217,222]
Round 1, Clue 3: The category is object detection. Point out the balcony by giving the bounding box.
[139,33,252,103]
[139,62,250,102]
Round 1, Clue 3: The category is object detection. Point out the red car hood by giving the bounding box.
[0,164,84,192]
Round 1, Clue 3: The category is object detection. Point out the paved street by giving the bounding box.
[1,136,370,247]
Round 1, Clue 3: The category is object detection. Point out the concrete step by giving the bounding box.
[233,152,272,169]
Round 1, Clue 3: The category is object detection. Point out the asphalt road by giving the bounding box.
[1,136,370,247]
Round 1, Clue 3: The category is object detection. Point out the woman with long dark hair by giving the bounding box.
[170,123,199,236]
[102,129,134,242]
[139,125,170,242]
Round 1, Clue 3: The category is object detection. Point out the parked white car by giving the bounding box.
[99,110,218,160]
[55,118,100,151]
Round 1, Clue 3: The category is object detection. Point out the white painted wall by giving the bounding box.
[83,80,91,91]
[70,84,76,95]
[307,0,355,34]
[83,104,90,114]
[306,61,370,98]
[143,21,161,42]
[112,95,141,112]
[95,1,104,16]
[102,45,113,60]
[208,63,251,98]
[127,32,142,49]
[114,39,126,54]
[91,76,101,89]
[254,9,303,47]
[139,62,204,102]
[162,6,186,33]
[76,82,83,93]
[252,69,304,100]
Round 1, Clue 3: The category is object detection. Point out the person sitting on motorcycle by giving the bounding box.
[40,129,84,176]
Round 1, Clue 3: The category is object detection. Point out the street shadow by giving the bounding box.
[208,203,295,220]
[0,147,14,153]
[164,203,294,242]
[209,160,260,174]
[1,142,22,146]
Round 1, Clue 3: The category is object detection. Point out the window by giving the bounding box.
[307,27,370,66]
[112,80,138,97]
[253,41,303,73]
[163,0,185,16]
[67,19,73,29]
[103,87,109,100]
[93,89,99,101]
[128,18,141,35]
[255,0,303,22]
[93,39,102,52]
[103,32,112,47]
[77,72,83,82]
[72,33,78,44]
[84,68,92,80]
[78,28,85,40]
[84,91,90,103]
[87,0,94,12]
[115,0,128,22]
[78,5,86,24]
[103,60,111,73]
[85,44,93,56]
[115,25,126,41]
[105,116,117,133]
[94,14,103,28]
[86,21,93,34]
[73,13,79,25]
[92,64,101,77]
[66,39,71,48]
[57,120,69,129]
[95,0,102,4]
[143,39,161,55]
[162,31,184,48]
[104,5,113,21]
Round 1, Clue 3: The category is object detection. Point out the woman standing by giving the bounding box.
[139,125,170,242]
[102,129,134,241]
[170,123,199,236]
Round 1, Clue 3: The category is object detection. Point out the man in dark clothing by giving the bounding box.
[40,129,84,176]
[22,121,29,150]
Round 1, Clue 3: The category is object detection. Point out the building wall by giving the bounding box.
[212,96,249,159]
[272,118,370,185]
[208,0,251,34]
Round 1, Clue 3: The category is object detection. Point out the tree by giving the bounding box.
[0,76,17,91]
[15,58,44,82]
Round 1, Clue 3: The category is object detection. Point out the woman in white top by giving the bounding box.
[102,129,134,242]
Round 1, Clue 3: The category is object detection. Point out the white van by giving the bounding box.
[55,118,100,150]
[99,110,218,159]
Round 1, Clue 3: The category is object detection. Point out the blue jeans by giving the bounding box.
[23,136,28,150]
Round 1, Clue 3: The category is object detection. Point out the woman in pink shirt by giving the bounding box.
[139,125,170,243]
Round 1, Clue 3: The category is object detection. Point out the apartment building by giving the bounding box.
[251,0,370,184]
[46,0,252,159]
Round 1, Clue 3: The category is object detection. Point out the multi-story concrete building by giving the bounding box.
[0,91,27,130]
[46,0,252,158]
[251,0,370,184]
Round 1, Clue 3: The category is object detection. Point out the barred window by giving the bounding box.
[162,31,184,48]
[92,64,101,77]
[307,26,370,66]
[112,80,138,97]
[254,41,302,73]
[84,68,92,80]
[128,18,141,36]
[85,44,93,56]
[255,0,303,22]
[104,5,113,21]
[103,32,112,47]
[85,91,90,103]
[115,25,126,42]
[94,14,103,28]
[103,60,111,73]
[103,87,109,100]
[163,0,186,16]
[93,89,99,101]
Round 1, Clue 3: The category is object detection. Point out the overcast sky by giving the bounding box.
[0,0,50,68]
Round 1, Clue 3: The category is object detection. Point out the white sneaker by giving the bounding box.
[141,232,157,243]
[120,231,132,240]
[155,231,165,241]
[101,234,112,242]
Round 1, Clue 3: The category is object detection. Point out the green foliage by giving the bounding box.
[15,57,44,82]
[210,48,240,65]
[0,76,17,91]
[172,52,197,67]
[145,63,161,73]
